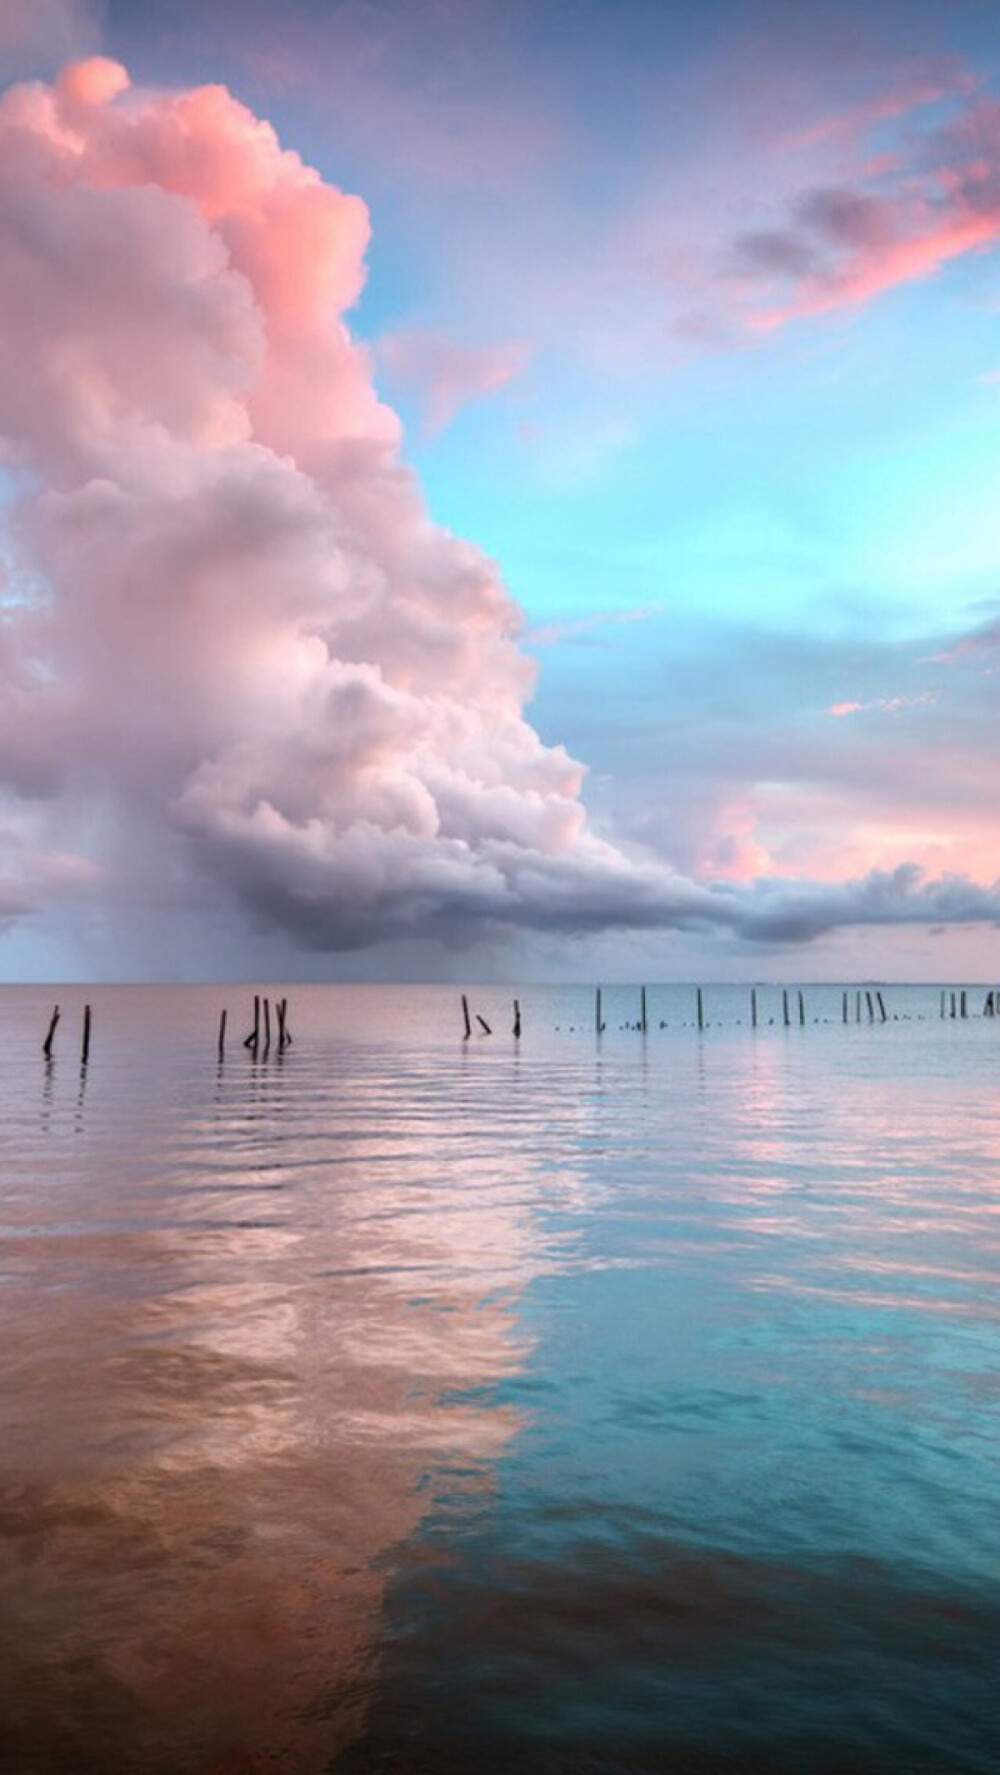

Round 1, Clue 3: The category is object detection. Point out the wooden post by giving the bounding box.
[797,989,805,1027]
[865,991,874,1021]
[940,990,945,1018]
[596,987,603,1034]
[697,987,704,1032]
[263,997,272,1051]
[751,987,757,1029]
[476,1014,492,1035]
[461,994,472,1039]
[513,999,521,1038]
[81,1003,91,1066]
[961,989,968,1019]
[640,986,647,1033]
[782,989,790,1028]
[855,991,861,1023]
[217,1008,227,1059]
[842,991,848,1025]
[244,995,260,1049]
[950,991,957,1019]
[876,991,887,1023]
[985,991,995,1018]
[42,1005,60,1058]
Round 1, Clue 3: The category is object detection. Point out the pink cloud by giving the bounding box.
[777,56,977,151]
[378,331,529,434]
[828,694,939,717]
[526,605,664,648]
[0,57,736,950]
[730,94,1000,331]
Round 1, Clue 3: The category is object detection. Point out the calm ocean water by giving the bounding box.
[1,981,998,1773]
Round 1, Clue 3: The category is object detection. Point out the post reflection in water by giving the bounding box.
[0,985,999,1774]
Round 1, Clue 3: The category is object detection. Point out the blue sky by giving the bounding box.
[1,0,1000,979]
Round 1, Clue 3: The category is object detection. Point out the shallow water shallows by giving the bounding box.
[1,983,998,1773]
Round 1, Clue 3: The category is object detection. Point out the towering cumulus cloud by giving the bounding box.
[3,61,998,958]
[0,58,694,950]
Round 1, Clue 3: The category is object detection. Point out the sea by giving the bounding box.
[1,981,998,1774]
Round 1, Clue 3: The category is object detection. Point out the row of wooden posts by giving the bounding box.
[461,985,1000,1037]
[228,995,292,1058]
[42,1003,89,1064]
[461,994,521,1039]
[40,997,294,1063]
[34,985,1000,1059]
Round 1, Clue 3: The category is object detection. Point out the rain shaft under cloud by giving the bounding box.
[1,58,999,962]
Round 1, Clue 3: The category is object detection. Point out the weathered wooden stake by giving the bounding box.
[81,1003,91,1066]
[797,989,805,1027]
[596,987,603,1034]
[876,991,887,1023]
[42,1004,60,1058]
[961,989,968,1019]
[461,994,472,1039]
[217,1008,227,1059]
[865,990,874,1021]
[940,990,946,1018]
[855,991,861,1023]
[263,997,272,1051]
[244,995,260,1049]
[782,989,790,1028]
[697,987,704,1032]
[751,987,758,1029]
[640,986,647,1033]
[476,1013,492,1035]
[513,999,521,1038]
[842,991,848,1025]
[984,991,995,1018]
[950,991,957,1019]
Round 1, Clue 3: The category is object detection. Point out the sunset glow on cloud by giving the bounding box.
[2,0,1000,980]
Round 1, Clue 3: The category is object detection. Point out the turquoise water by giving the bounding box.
[0,984,998,1771]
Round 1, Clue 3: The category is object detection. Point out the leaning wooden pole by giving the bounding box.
[876,991,887,1023]
[217,1008,227,1059]
[461,994,472,1040]
[476,1013,492,1035]
[42,1004,60,1059]
[81,1004,91,1067]
[244,995,260,1050]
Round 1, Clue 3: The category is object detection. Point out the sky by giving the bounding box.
[1,0,1000,982]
